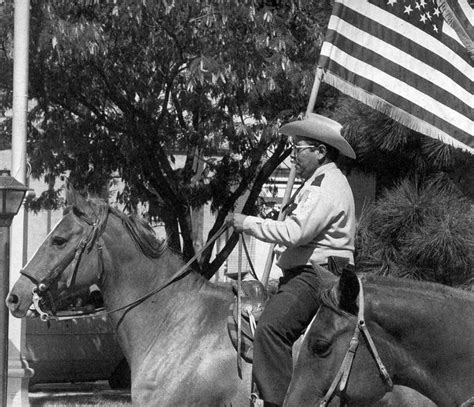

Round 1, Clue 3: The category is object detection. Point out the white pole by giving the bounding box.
[9,1,34,406]
[260,67,324,286]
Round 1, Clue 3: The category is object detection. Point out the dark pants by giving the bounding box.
[252,265,335,406]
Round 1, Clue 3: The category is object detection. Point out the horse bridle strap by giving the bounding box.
[28,213,229,326]
[319,277,393,407]
[20,205,109,291]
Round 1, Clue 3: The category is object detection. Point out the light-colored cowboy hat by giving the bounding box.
[279,113,356,159]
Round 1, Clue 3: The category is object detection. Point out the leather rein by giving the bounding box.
[20,204,228,326]
[319,276,393,406]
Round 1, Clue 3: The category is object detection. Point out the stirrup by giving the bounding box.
[250,392,264,407]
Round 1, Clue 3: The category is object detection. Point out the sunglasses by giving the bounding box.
[291,144,314,153]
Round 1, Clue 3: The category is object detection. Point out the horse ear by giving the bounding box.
[65,182,78,205]
[65,183,96,218]
[338,266,360,315]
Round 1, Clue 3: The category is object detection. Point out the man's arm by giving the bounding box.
[226,186,338,247]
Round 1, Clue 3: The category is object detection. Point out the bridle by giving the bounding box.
[20,203,110,320]
[20,203,229,326]
[319,276,393,407]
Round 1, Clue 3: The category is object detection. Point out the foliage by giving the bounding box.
[3,1,470,285]
[356,178,473,287]
[334,97,474,197]
[335,98,473,287]
[0,0,337,277]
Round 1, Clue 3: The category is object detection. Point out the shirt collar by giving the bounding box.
[305,162,336,185]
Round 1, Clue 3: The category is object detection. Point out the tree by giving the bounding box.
[355,178,473,287]
[333,98,474,287]
[0,0,337,278]
[334,97,474,198]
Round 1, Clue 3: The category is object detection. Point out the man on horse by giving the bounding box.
[226,113,356,406]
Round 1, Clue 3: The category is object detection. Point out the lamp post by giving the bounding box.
[0,170,28,407]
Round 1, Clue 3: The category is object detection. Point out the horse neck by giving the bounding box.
[97,214,233,363]
[364,277,474,406]
[99,213,209,308]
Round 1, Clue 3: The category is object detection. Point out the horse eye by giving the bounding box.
[310,339,331,356]
[52,236,68,247]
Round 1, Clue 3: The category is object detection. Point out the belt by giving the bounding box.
[283,264,328,276]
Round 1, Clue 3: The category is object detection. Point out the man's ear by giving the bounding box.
[338,267,359,315]
[314,144,328,161]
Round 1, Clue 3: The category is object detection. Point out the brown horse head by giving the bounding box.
[6,185,108,318]
[285,269,474,407]
[285,269,390,406]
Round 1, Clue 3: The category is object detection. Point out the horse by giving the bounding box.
[7,187,255,406]
[5,187,440,406]
[284,268,474,407]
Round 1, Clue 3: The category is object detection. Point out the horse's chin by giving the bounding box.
[25,308,38,318]
[7,303,33,319]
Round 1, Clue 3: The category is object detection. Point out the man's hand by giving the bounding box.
[225,213,247,232]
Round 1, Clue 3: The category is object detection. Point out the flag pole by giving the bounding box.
[260,66,324,287]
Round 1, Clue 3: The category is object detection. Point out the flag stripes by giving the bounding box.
[319,0,473,153]
[322,22,471,116]
[323,63,470,150]
[325,6,470,83]
[438,0,474,55]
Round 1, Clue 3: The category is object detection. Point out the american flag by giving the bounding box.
[318,0,473,153]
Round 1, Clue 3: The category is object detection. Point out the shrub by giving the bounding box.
[356,178,473,287]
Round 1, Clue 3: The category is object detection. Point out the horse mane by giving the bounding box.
[360,273,474,301]
[320,273,474,315]
[109,207,168,258]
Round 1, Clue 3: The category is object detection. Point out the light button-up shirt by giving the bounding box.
[241,162,355,270]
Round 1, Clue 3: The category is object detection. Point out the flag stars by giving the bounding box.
[420,0,427,7]
[387,0,397,5]
[432,24,439,33]
[415,1,421,10]
[426,11,431,20]
[433,7,440,17]
[420,13,427,23]
[404,4,413,14]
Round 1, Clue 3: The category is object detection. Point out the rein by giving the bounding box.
[23,206,229,326]
[319,276,393,407]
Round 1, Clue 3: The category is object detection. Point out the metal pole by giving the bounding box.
[12,0,29,179]
[260,165,296,286]
[0,219,12,407]
[305,66,324,117]
[9,1,32,406]
[260,66,324,287]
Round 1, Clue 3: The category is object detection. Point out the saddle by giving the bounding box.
[227,280,268,363]
[226,259,350,363]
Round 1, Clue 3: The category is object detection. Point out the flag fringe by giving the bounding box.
[436,0,474,59]
[322,71,474,155]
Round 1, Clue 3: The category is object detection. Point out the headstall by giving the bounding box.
[319,276,393,406]
[20,205,229,325]
[20,204,109,321]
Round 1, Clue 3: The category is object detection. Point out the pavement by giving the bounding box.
[28,381,131,406]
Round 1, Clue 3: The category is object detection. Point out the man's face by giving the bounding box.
[291,138,322,180]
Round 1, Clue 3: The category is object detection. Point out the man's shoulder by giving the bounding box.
[311,174,325,187]
[311,165,346,186]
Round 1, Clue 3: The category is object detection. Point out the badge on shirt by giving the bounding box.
[311,174,325,187]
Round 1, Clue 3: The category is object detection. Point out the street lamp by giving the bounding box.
[0,169,28,407]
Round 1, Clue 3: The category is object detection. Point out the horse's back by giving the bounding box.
[377,387,437,407]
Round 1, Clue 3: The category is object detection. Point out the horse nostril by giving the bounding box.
[6,293,19,306]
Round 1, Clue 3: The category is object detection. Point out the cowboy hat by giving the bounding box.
[279,113,356,159]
